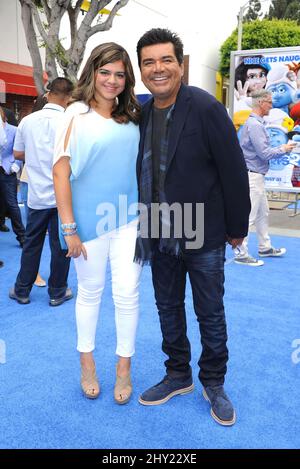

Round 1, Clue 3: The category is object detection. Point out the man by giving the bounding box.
[9,78,74,306]
[134,28,251,426]
[0,107,26,247]
[0,109,9,233]
[234,89,296,267]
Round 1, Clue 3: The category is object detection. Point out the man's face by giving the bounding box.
[259,97,273,116]
[140,42,183,107]
[246,67,267,93]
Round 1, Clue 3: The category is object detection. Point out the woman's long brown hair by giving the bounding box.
[72,42,141,124]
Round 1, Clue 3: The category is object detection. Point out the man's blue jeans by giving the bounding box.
[14,207,70,299]
[151,244,228,387]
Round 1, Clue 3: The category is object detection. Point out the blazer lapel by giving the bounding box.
[166,85,191,174]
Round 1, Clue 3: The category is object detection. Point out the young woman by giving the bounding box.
[53,43,141,404]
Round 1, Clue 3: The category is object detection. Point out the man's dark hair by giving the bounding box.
[48,77,74,96]
[137,28,184,68]
[1,106,17,125]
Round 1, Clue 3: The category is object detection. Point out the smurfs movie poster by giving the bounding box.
[230,46,300,188]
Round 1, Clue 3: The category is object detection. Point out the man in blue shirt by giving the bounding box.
[234,89,296,266]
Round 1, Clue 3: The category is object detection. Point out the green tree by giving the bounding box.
[283,0,300,22]
[19,0,130,94]
[266,0,300,20]
[220,19,300,77]
[243,0,262,21]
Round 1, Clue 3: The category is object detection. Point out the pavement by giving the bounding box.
[264,205,300,238]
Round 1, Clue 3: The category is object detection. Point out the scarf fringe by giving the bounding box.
[133,254,153,266]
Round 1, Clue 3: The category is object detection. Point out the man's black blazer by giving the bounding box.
[136,84,251,251]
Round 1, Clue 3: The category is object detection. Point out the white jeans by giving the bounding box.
[235,172,271,258]
[74,220,142,356]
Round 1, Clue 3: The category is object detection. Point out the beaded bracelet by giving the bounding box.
[61,222,77,230]
[62,229,77,237]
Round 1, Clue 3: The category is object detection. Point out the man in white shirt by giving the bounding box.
[10,78,74,306]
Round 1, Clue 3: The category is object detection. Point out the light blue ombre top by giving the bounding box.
[53,101,139,244]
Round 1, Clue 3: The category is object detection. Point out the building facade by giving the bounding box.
[0,0,241,121]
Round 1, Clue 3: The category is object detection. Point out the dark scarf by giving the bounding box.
[134,104,180,265]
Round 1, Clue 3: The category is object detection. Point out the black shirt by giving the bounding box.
[152,105,172,203]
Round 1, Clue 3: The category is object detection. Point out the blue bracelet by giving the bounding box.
[62,229,77,237]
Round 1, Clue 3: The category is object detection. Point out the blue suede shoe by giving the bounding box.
[203,385,236,426]
[139,375,194,406]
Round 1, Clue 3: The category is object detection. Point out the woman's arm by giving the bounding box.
[53,156,87,259]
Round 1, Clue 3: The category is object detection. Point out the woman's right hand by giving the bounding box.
[64,234,87,260]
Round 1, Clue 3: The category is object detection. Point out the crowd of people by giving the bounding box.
[0,28,295,426]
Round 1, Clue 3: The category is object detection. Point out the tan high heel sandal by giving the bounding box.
[114,366,132,405]
[34,273,46,287]
[81,364,100,399]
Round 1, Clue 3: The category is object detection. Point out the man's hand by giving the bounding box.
[10,162,20,174]
[227,237,244,249]
[282,142,297,153]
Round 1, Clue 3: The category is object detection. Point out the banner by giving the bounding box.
[230,46,300,189]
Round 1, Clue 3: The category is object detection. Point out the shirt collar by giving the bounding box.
[250,112,264,123]
[43,103,65,113]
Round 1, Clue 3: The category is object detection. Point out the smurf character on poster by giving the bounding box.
[266,64,300,114]
[264,108,298,187]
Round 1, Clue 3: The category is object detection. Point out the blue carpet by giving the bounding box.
[0,217,299,449]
